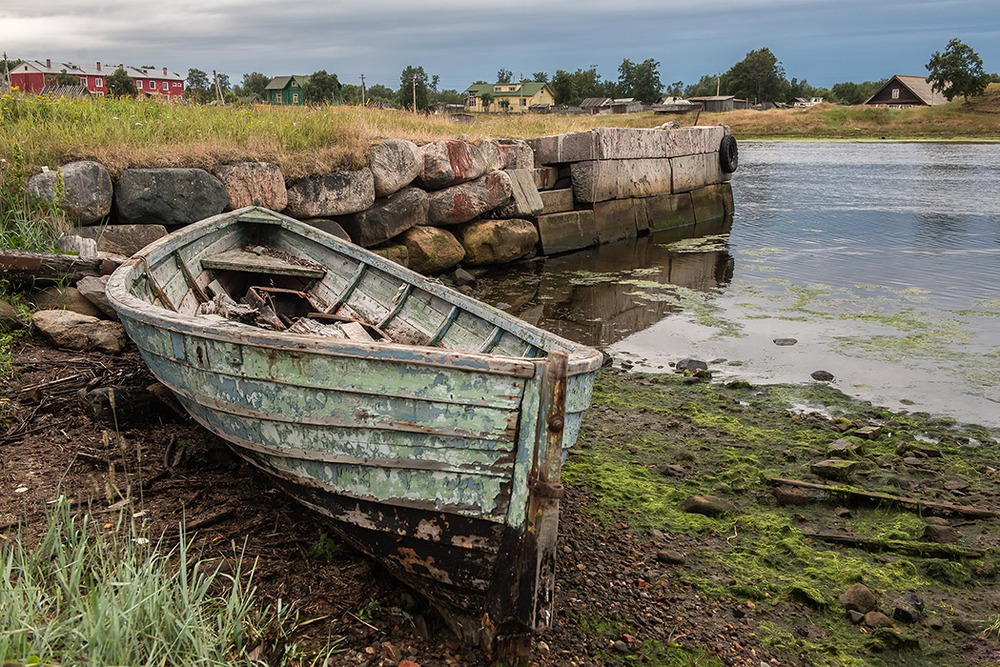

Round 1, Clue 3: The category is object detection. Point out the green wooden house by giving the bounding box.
[265,75,310,105]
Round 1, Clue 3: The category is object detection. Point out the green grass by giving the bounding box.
[0,499,298,666]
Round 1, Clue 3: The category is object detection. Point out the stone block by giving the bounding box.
[339,187,427,247]
[368,139,422,197]
[536,211,598,255]
[533,126,729,163]
[592,199,640,243]
[494,169,543,218]
[571,159,672,203]
[28,160,113,225]
[427,172,513,225]
[285,168,375,217]
[539,188,575,215]
[533,167,559,190]
[638,193,696,232]
[691,183,733,223]
[213,162,288,211]
[419,140,489,190]
[455,218,538,266]
[398,226,465,275]
[669,152,726,193]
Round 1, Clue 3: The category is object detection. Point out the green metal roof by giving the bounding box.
[463,81,550,98]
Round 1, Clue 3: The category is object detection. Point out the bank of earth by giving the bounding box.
[2,332,998,667]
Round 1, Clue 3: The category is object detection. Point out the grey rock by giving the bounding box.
[864,611,895,629]
[675,358,708,373]
[0,298,23,330]
[827,438,862,458]
[74,223,167,257]
[114,168,228,226]
[893,605,920,624]
[772,487,810,505]
[301,218,351,242]
[773,337,798,346]
[839,583,877,614]
[811,370,835,382]
[398,226,465,275]
[847,610,865,624]
[339,187,427,247]
[76,276,116,318]
[285,168,375,218]
[922,524,959,544]
[57,235,98,259]
[368,139,422,197]
[655,549,686,565]
[493,168,544,218]
[681,494,734,517]
[27,160,113,224]
[213,162,288,211]
[31,309,126,354]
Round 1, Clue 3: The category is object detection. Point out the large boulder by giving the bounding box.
[114,168,229,226]
[73,224,167,256]
[75,276,117,318]
[30,285,106,319]
[418,140,489,190]
[398,226,465,275]
[31,309,126,354]
[369,139,422,198]
[426,171,514,226]
[213,162,288,211]
[455,218,538,266]
[285,169,375,218]
[27,160,113,224]
[339,187,428,247]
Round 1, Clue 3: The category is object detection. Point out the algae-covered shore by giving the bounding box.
[2,337,997,666]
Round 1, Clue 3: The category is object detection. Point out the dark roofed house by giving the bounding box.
[864,75,948,108]
[266,75,311,105]
[579,97,612,114]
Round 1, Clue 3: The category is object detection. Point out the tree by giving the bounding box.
[302,70,341,104]
[54,69,78,86]
[398,66,430,110]
[106,68,137,97]
[725,47,786,103]
[616,58,663,103]
[238,72,270,100]
[186,68,210,103]
[366,84,395,106]
[531,71,549,83]
[550,66,610,106]
[664,80,684,97]
[479,92,494,111]
[684,74,721,98]
[829,79,884,105]
[926,38,989,102]
[496,68,513,84]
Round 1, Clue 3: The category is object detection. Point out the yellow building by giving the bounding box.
[464,81,555,113]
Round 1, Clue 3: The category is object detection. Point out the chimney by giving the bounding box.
[45,58,51,68]
[162,67,167,75]
[96,62,101,72]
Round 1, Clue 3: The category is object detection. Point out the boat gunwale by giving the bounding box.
[106,207,604,379]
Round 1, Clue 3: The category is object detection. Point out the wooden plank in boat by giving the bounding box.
[200,249,326,279]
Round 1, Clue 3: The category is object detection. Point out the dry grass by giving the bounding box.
[2,86,999,185]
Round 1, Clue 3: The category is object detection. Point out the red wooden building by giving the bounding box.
[9,59,185,100]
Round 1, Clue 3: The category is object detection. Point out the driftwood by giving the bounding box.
[769,477,998,519]
[800,530,984,559]
[0,248,121,285]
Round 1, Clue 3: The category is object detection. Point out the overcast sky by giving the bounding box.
[3,0,997,93]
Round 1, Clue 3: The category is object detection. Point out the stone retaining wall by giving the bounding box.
[27,126,735,275]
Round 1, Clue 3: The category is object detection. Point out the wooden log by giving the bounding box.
[768,477,998,519]
[0,249,121,285]
[800,530,984,559]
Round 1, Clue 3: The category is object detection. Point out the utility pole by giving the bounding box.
[1,52,9,93]
[411,75,417,113]
[716,74,721,97]
[360,73,366,106]
[213,70,225,105]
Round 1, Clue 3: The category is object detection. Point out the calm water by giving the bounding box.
[476,141,1000,426]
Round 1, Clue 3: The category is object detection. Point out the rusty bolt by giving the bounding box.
[548,415,564,431]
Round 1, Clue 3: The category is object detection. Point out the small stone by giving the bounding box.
[926,617,944,630]
[452,267,476,287]
[827,438,862,458]
[902,456,923,466]
[658,463,686,477]
[847,610,865,624]
[834,506,852,518]
[839,583,877,614]
[893,605,920,624]
[773,338,798,346]
[681,494,735,517]
[772,487,810,506]
[854,425,884,439]
[864,611,895,628]
[922,524,959,544]
[924,516,950,526]
[943,480,969,491]
[656,550,686,565]
[675,358,708,373]
[811,369,834,381]
[613,640,630,654]
[810,459,858,481]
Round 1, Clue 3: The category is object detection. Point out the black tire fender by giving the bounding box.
[719,134,739,173]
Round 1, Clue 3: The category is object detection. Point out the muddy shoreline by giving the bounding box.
[2,337,998,666]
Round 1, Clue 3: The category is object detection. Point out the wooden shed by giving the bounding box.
[864,75,948,108]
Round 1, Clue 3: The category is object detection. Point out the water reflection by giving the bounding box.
[476,215,733,348]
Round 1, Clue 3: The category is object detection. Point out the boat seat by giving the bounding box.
[201,249,326,279]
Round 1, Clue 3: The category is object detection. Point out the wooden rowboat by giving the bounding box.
[106,206,603,659]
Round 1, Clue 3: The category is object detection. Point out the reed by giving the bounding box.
[0,499,293,665]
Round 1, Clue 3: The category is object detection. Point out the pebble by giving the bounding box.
[773,338,797,346]
[811,369,834,381]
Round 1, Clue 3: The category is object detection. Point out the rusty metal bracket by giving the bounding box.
[529,478,565,499]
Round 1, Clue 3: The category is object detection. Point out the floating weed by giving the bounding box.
[655,233,730,253]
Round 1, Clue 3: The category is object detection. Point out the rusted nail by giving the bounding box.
[548,415,564,432]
